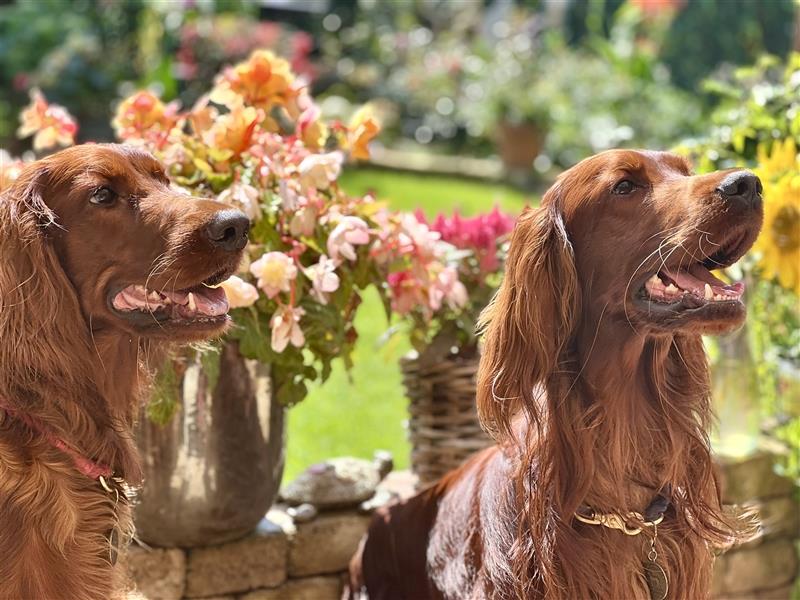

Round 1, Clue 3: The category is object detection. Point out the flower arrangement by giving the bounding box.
[108,49,393,407]
[385,207,516,354]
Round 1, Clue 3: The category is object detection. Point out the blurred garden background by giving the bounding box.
[0,0,798,488]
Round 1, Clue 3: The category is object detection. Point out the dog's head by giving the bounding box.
[559,149,763,336]
[1,143,249,343]
[477,149,763,435]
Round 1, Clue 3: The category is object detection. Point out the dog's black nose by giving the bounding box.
[205,210,250,252]
[716,171,762,210]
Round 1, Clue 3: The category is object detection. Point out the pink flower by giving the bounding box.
[304,255,340,304]
[17,89,78,151]
[398,213,443,261]
[0,151,25,192]
[387,270,427,315]
[429,266,468,311]
[270,304,306,352]
[327,216,370,261]
[219,275,259,308]
[297,151,342,191]
[250,251,297,298]
[426,207,516,274]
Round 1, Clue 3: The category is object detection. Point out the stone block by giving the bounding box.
[240,576,342,600]
[126,545,186,600]
[717,583,795,599]
[288,511,371,577]
[712,538,798,596]
[734,496,800,550]
[717,452,796,503]
[185,518,288,597]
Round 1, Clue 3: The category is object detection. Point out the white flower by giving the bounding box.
[297,151,343,191]
[250,252,297,299]
[270,305,306,353]
[218,275,259,308]
[327,216,370,262]
[217,183,262,222]
[304,255,340,304]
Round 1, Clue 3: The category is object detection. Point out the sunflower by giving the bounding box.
[752,139,800,296]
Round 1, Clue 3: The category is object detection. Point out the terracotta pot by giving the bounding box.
[135,341,285,547]
[495,120,546,171]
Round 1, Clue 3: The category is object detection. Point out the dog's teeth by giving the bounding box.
[704,283,713,300]
[148,291,161,302]
[187,292,196,312]
[665,284,679,294]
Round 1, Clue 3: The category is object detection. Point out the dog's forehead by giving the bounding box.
[49,144,168,188]
[85,145,164,179]
[576,149,692,178]
[636,150,693,177]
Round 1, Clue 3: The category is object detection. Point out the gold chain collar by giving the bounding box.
[574,509,664,536]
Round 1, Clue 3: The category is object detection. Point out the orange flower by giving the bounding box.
[187,94,219,136]
[297,104,328,151]
[17,89,77,151]
[113,90,180,142]
[202,104,261,159]
[210,50,297,111]
[347,104,380,160]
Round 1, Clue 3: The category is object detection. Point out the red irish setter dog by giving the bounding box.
[0,144,248,600]
[349,150,763,599]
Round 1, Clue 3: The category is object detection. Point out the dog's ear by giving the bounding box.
[0,165,87,392]
[476,182,579,441]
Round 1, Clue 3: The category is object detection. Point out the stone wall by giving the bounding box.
[712,452,800,600]
[127,507,368,600]
[128,457,798,600]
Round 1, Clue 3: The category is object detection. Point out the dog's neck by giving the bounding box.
[563,316,715,513]
[90,330,146,424]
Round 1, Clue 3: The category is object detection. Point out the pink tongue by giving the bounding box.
[663,264,726,292]
[163,290,188,304]
[661,264,745,298]
[193,287,229,316]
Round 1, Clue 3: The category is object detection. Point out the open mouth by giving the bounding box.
[637,231,751,309]
[110,270,231,324]
[642,266,743,307]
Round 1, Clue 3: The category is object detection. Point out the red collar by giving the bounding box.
[0,402,113,480]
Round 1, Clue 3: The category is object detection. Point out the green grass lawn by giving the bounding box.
[283,168,532,482]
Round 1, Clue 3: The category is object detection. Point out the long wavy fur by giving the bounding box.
[0,164,138,600]
[475,182,745,599]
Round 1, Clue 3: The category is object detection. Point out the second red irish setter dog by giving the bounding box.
[0,144,249,599]
[349,150,764,599]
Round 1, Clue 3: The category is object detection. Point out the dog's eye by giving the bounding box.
[613,180,637,195]
[90,186,117,206]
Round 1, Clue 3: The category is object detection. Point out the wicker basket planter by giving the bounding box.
[401,347,493,486]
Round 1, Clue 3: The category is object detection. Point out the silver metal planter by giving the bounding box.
[135,341,285,547]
